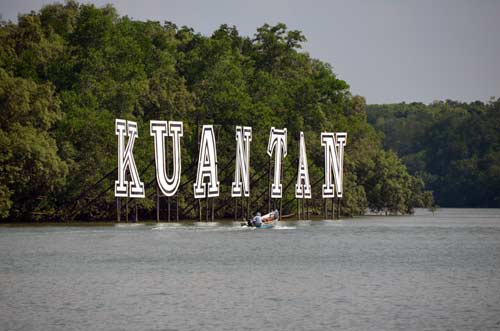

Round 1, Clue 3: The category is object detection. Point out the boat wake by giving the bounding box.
[150,222,296,231]
[273,225,296,230]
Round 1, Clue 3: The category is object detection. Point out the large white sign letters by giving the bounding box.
[295,132,312,199]
[193,125,220,199]
[267,127,288,199]
[231,126,252,197]
[114,119,347,201]
[321,132,347,198]
[150,121,183,197]
[115,119,145,198]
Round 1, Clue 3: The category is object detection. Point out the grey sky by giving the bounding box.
[1,0,499,104]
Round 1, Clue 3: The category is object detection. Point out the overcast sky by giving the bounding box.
[1,0,499,104]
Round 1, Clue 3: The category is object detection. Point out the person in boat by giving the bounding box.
[252,212,262,228]
[273,209,279,220]
[245,210,279,227]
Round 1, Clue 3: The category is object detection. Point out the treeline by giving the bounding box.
[367,100,500,207]
[0,1,431,221]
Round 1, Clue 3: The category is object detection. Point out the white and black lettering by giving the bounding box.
[115,119,145,198]
[150,120,183,197]
[231,126,252,197]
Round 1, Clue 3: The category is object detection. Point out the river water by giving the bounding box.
[1,209,499,330]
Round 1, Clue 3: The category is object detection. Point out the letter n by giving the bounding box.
[321,132,347,198]
[232,126,252,197]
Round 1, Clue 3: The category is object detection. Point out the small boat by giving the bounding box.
[259,211,279,229]
[242,210,279,229]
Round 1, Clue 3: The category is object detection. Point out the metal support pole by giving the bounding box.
[268,158,271,213]
[234,198,237,221]
[167,197,171,222]
[156,184,159,223]
[211,197,215,222]
[206,198,209,222]
[246,197,250,220]
[166,137,170,222]
[126,198,129,223]
[198,199,202,222]
[279,155,283,221]
[176,194,179,222]
[331,198,335,220]
[279,198,283,221]
[338,198,341,219]
[213,127,219,223]
[242,198,244,220]
[135,200,138,222]
[117,198,121,222]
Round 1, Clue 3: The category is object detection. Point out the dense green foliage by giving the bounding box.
[367,100,500,207]
[0,2,429,221]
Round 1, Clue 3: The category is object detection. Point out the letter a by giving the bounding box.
[115,119,145,198]
[150,121,184,197]
[321,132,347,198]
[267,127,287,198]
[232,126,252,197]
[194,125,220,198]
[295,132,311,199]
